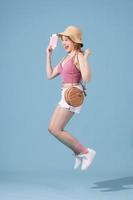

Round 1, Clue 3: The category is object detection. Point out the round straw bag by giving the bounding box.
[64,86,84,107]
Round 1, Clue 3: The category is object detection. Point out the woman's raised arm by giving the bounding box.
[46,45,60,79]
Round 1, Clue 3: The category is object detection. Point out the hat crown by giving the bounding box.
[64,26,82,40]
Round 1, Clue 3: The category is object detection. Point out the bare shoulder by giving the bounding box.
[77,52,84,59]
[75,52,84,62]
[74,52,84,70]
[78,52,84,56]
[77,52,85,65]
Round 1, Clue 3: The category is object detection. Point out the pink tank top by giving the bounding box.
[57,56,82,84]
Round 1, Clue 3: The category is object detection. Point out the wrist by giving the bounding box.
[84,55,89,60]
[47,54,51,59]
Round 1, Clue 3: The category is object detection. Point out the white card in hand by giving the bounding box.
[49,34,58,49]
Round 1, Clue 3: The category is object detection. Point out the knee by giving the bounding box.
[48,125,60,136]
[48,125,54,134]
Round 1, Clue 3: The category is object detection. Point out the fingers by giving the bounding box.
[47,45,52,51]
[46,45,53,55]
[85,48,91,54]
[84,48,91,59]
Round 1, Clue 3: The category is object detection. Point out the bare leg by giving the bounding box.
[48,106,88,155]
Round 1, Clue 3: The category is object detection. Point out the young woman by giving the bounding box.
[46,26,96,171]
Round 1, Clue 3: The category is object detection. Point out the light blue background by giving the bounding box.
[0,0,133,177]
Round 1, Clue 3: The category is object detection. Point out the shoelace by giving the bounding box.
[72,153,87,160]
[77,154,88,159]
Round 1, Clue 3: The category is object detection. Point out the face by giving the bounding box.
[61,36,74,53]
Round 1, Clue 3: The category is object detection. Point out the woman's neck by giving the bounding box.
[68,50,77,56]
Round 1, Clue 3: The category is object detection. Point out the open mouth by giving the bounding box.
[64,46,69,50]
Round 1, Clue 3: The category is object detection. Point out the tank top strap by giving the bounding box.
[75,52,79,64]
[71,52,79,64]
[72,52,77,60]
[59,56,67,65]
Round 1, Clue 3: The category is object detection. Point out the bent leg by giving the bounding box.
[48,106,88,155]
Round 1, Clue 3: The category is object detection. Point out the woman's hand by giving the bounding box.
[46,45,53,57]
[84,48,91,59]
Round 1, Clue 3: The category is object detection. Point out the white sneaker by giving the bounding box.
[79,148,96,171]
[74,155,82,169]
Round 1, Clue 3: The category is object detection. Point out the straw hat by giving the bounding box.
[58,26,83,47]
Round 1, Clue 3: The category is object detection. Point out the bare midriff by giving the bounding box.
[62,83,80,88]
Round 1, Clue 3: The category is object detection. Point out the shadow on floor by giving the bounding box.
[91,176,133,192]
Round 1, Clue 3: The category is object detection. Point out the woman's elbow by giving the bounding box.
[88,74,92,81]
[46,74,51,80]
[47,74,56,80]
[47,73,53,80]
[47,76,52,80]
[83,74,91,82]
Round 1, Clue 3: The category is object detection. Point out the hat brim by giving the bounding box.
[58,32,83,47]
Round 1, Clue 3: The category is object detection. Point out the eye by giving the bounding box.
[62,36,69,42]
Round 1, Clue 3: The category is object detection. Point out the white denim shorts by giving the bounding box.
[58,84,84,114]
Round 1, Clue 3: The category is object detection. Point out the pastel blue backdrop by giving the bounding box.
[0,0,133,179]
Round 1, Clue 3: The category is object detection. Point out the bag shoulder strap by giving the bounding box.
[75,52,87,96]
